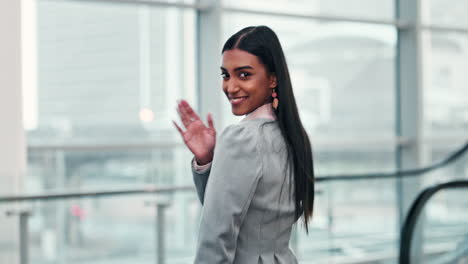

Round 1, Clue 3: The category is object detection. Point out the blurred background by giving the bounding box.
[0,0,467,263]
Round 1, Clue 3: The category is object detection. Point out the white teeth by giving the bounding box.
[231,97,247,104]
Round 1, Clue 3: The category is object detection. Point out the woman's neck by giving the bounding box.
[242,102,277,121]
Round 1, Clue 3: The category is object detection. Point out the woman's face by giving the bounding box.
[221,48,277,116]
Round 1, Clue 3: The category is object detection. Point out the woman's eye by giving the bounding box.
[239,72,250,78]
[221,72,229,79]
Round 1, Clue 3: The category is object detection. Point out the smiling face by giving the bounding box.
[221,49,277,116]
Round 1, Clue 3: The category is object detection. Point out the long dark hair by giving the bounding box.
[222,25,315,232]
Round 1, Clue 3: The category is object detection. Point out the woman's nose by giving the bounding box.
[224,79,240,93]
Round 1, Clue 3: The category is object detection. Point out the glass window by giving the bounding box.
[418,13,468,264]
[222,0,394,20]
[30,0,196,145]
[18,0,467,263]
[423,0,468,28]
[422,31,468,174]
[25,1,199,261]
[27,0,196,187]
[298,178,398,263]
[422,32,468,139]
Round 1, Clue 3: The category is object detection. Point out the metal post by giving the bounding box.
[396,0,425,262]
[197,0,223,128]
[6,209,32,264]
[19,211,30,264]
[155,200,170,264]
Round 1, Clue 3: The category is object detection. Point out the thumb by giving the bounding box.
[173,120,184,136]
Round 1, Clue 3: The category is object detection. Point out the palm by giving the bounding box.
[173,100,216,164]
[183,120,216,159]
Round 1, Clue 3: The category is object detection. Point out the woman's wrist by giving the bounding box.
[195,154,213,166]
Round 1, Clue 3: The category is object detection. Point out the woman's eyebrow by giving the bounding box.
[220,66,254,72]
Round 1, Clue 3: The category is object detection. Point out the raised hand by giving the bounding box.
[173,99,216,165]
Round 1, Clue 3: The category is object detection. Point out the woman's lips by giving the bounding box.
[230,96,248,106]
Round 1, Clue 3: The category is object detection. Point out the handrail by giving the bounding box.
[399,180,468,264]
[0,141,467,203]
[0,185,193,203]
[317,141,468,182]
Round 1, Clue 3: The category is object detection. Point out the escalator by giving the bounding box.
[400,180,468,264]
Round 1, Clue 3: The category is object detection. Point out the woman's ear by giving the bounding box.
[269,73,277,88]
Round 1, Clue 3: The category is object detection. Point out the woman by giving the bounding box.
[173,25,314,264]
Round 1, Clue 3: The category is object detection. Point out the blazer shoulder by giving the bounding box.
[213,122,277,173]
[219,121,262,144]
[216,124,256,158]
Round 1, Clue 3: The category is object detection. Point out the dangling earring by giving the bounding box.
[272,88,279,110]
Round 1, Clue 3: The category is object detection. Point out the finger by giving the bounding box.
[181,100,201,122]
[207,113,214,129]
[172,120,184,136]
[176,106,188,127]
[175,106,182,119]
[177,102,192,128]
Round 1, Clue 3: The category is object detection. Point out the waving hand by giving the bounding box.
[173,100,216,165]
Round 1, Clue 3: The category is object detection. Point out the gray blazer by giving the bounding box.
[191,118,298,264]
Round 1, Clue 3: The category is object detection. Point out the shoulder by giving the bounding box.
[214,121,275,161]
[218,119,275,149]
[221,120,258,138]
[216,123,257,157]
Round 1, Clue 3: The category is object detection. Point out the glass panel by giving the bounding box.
[222,0,394,20]
[26,0,198,205]
[297,177,398,263]
[21,2,200,262]
[2,192,200,264]
[422,30,468,183]
[422,32,468,140]
[28,0,196,145]
[26,147,193,192]
[412,188,468,263]
[309,147,397,263]
[314,147,396,176]
[23,147,200,262]
[423,0,468,28]
[422,139,468,187]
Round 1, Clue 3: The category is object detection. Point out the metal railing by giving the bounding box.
[1,141,467,264]
[399,179,468,264]
[3,140,466,204]
[319,140,468,181]
[2,185,194,264]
